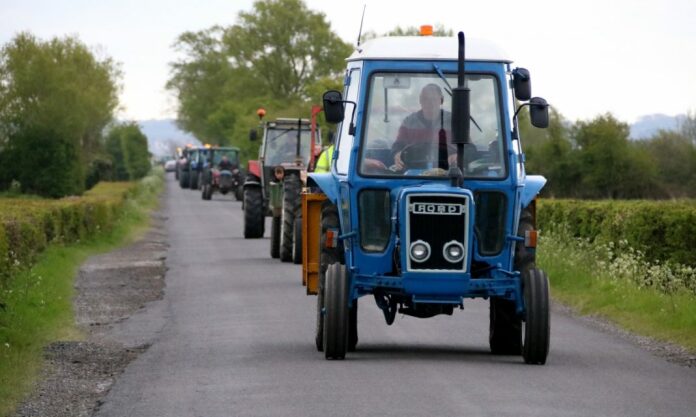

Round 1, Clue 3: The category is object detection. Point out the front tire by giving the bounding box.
[489,206,535,355]
[522,268,550,364]
[270,216,281,258]
[323,263,349,360]
[243,186,265,238]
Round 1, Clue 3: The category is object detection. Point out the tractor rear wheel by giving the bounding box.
[270,216,281,258]
[179,171,189,189]
[243,186,264,238]
[323,263,349,360]
[522,268,550,364]
[235,185,243,201]
[280,174,300,262]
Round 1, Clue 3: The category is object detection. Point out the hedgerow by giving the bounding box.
[537,199,696,267]
[0,182,134,288]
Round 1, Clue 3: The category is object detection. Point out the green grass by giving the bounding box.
[0,169,163,417]
[538,228,696,353]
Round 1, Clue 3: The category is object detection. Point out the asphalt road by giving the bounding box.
[96,175,696,417]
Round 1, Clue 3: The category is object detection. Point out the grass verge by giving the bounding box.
[538,227,696,353]
[0,169,163,417]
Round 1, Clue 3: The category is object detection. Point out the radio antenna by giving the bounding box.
[356,5,366,47]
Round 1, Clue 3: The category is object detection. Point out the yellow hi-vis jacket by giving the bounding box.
[314,145,334,173]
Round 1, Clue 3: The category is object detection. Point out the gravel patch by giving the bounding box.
[13,210,168,417]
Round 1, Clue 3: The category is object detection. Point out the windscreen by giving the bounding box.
[264,128,312,166]
[212,149,238,165]
[359,72,505,178]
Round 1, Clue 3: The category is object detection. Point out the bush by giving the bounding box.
[538,199,696,267]
[0,181,134,288]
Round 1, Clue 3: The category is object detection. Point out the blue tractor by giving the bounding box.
[303,32,551,364]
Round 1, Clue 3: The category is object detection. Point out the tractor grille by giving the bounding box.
[406,194,469,272]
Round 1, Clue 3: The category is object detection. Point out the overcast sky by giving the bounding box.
[1,0,694,124]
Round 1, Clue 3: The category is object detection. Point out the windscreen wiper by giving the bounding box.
[433,64,483,133]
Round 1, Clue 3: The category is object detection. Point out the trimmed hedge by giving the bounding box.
[537,199,696,267]
[0,182,134,287]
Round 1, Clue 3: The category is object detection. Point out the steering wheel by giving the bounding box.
[399,142,439,170]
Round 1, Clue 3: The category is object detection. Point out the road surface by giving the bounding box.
[95,176,696,417]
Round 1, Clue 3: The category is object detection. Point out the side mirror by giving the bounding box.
[323,90,345,124]
[530,97,549,128]
[249,129,258,141]
[512,68,531,101]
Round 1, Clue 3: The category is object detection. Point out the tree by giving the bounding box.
[224,0,351,100]
[0,32,120,196]
[167,0,351,158]
[639,130,696,198]
[680,109,696,145]
[572,113,658,199]
[105,123,151,181]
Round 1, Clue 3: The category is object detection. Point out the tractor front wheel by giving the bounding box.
[270,216,281,258]
[522,268,550,365]
[323,263,349,360]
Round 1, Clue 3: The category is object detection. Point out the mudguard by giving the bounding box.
[307,173,338,203]
[521,175,547,208]
[248,160,261,179]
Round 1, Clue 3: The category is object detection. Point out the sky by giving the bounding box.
[1,0,695,124]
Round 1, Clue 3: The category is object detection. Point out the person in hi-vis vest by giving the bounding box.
[314,132,335,173]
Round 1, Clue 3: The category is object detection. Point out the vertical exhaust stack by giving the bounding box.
[450,31,470,187]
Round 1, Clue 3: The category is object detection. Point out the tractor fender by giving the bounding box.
[520,175,547,208]
[307,173,338,204]
[248,160,261,179]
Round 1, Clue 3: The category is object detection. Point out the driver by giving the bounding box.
[391,83,456,170]
[218,154,235,171]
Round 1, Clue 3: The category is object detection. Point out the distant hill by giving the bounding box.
[629,113,686,140]
[138,119,200,157]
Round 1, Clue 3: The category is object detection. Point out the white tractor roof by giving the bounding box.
[348,36,512,63]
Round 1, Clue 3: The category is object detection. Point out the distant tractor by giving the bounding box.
[201,146,244,201]
[177,146,192,189]
[184,147,210,190]
[243,108,323,264]
[301,31,551,364]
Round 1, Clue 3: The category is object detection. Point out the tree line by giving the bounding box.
[0,33,151,198]
[521,110,696,199]
[169,0,696,200]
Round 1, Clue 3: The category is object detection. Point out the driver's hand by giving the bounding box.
[448,153,458,166]
[394,151,404,170]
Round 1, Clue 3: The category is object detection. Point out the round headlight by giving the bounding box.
[443,240,465,263]
[409,240,431,263]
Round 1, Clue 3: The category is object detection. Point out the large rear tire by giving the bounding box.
[270,216,281,258]
[280,174,300,262]
[243,186,265,238]
[179,171,189,189]
[522,268,550,365]
[292,216,302,264]
[323,263,349,360]
[235,185,243,201]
